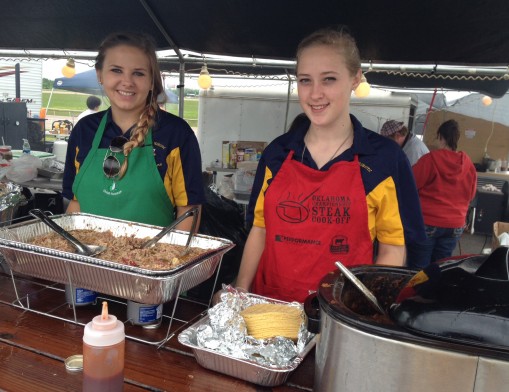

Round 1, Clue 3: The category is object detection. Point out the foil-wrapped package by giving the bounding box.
[194,286,313,368]
[0,182,24,227]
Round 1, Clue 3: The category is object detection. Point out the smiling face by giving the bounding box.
[296,44,360,130]
[96,45,152,123]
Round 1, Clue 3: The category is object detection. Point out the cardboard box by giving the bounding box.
[492,221,509,249]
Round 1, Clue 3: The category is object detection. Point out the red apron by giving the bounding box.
[252,151,373,302]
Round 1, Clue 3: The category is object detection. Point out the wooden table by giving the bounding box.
[0,271,315,391]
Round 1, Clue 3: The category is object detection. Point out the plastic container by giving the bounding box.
[22,139,31,155]
[495,158,502,172]
[0,145,13,161]
[501,160,508,172]
[83,301,125,392]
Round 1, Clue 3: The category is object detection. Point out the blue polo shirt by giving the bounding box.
[63,108,205,208]
[248,115,426,246]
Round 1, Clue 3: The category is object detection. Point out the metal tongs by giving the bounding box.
[29,209,106,257]
[335,260,386,315]
[141,206,200,256]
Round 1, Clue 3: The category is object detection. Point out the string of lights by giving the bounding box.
[2,48,509,101]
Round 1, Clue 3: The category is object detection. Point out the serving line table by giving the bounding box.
[0,271,314,391]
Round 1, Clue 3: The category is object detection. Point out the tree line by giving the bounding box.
[42,78,199,97]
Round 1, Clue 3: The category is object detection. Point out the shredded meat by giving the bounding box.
[29,229,205,271]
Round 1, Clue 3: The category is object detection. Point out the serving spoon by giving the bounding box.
[141,206,199,256]
[335,260,386,315]
[29,209,106,257]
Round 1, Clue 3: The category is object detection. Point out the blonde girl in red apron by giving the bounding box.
[234,28,406,302]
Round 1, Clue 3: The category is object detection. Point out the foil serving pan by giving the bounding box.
[0,213,234,304]
[37,167,64,180]
[178,295,316,387]
[0,182,25,227]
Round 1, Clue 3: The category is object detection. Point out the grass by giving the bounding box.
[42,90,199,127]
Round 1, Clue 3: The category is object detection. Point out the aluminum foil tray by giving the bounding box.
[178,295,316,387]
[0,213,234,304]
[0,182,24,227]
[37,167,64,179]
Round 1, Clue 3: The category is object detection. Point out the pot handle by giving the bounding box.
[304,292,320,334]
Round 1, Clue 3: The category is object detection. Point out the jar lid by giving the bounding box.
[65,354,83,372]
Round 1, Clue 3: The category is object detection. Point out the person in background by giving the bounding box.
[380,119,429,166]
[63,32,204,230]
[407,119,477,268]
[230,28,425,303]
[76,96,102,122]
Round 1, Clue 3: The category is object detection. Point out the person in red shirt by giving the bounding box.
[408,119,477,268]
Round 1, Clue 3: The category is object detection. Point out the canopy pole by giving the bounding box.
[421,88,437,139]
[46,88,55,116]
[283,71,293,132]
[178,63,185,118]
[139,0,186,118]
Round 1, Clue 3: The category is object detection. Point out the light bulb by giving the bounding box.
[481,95,493,106]
[197,65,212,89]
[354,74,370,98]
[62,58,76,78]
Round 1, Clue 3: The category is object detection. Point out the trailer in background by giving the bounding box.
[197,87,417,169]
[0,60,43,116]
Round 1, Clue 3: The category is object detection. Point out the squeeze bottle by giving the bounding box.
[83,301,125,392]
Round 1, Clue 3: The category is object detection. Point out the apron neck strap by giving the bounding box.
[145,128,153,144]
[91,113,109,150]
[91,112,153,148]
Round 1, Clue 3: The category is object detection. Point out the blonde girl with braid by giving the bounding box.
[63,32,205,230]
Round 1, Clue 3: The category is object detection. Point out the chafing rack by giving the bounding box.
[0,212,234,346]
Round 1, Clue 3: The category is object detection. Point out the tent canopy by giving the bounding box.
[2,0,509,96]
[2,1,508,64]
[53,70,102,95]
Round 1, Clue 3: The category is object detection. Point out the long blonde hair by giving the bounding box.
[95,32,165,179]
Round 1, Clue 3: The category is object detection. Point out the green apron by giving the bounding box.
[72,114,174,226]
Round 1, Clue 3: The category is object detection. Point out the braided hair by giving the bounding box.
[95,32,165,179]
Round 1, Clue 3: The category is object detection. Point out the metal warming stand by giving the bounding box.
[0,212,234,347]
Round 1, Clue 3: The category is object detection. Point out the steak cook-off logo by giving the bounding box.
[276,189,352,225]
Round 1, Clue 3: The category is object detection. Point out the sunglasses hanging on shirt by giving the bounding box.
[103,136,128,179]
